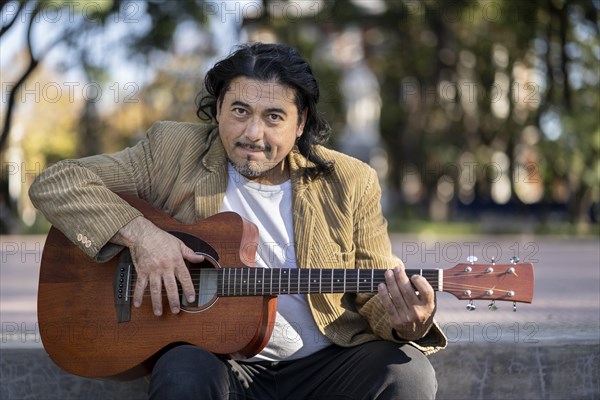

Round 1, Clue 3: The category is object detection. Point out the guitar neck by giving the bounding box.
[214,268,441,296]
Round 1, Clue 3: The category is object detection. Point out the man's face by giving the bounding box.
[216,76,306,185]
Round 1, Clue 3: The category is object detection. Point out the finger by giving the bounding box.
[162,273,181,314]
[377,282,400,318]
[149,274,163,316]
[133,273,148,308]
[180,244,201,303]
[394,267,421,305]
[410,275,435,305]
[182,246,205,264]
[385,269,410,315]
[175,263,196,304]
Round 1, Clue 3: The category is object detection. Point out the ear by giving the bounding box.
[297,109,308,137]
[215,97,221,122]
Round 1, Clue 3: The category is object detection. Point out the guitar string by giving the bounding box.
[123,273,442,297]
[123,281,524,298]
[123,282,521,298]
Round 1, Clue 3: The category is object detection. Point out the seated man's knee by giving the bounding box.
[149,345,228,400]
[379,346,437,400]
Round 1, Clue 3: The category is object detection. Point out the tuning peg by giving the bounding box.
[490,257,496,265]
[510,256,520,264]
[466,300,476,311]
[488,300,497,311]
[467,255,478,264]
[513,302,517,312]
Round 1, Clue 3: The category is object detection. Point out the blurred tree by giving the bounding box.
[304,0,599,229]
[1,0,215,152]
[1,0,122,151]
[1,0,212,231]
[2,0,598,233]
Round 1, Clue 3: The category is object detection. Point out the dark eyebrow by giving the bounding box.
[265,107,288,116]
[230,101,288,116]
[231,100,251,108]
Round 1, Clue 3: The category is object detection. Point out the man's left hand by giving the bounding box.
[377,266,436,341]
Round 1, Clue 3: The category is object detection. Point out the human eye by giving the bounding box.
[232,107,248,117]
[267,113,283,122]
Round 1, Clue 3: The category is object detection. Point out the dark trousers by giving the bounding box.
[148,341,437,400]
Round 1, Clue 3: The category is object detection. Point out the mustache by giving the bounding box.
[235,141,271,152]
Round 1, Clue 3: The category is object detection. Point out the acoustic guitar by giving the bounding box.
[37,195,534,380]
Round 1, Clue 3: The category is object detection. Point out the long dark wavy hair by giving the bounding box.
[196,42,334,177]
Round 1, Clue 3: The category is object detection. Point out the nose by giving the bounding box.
[244,117,264,142]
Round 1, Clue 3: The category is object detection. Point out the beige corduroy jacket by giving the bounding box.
[29,121,447,355]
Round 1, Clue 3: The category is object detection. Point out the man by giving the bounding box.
[30,42,446,399]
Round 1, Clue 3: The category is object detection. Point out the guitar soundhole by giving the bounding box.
[181,255,221,312]
[168,231,221,313]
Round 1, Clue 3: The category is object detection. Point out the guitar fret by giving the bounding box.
[242,269,246,296]
[331,269,334,293]
[235,269,239,295]
[262,268,265,295]
[371,269,374,292]
[319,269,322,294]
[356,269,360,292]
[278,269,282,294]
[269,269,272,295]
[228,268,232,296]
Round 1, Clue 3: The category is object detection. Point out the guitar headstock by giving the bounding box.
[442,259,534,307]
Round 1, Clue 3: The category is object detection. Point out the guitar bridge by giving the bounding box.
[114,250,134,322]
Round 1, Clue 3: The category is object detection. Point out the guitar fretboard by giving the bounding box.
[208,268,441,296]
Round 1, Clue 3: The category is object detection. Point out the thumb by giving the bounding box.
[181,243,205,263]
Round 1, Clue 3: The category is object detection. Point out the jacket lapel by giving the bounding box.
[194,133,227,220]
[289,148,315,269]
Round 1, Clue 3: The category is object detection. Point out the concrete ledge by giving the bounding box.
[1,348,148,400]
[429,342,599,400]
[2,342,598,400]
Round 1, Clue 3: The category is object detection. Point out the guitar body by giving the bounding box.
[37,195,276,380]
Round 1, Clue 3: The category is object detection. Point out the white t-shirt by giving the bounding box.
[220,163,332,361]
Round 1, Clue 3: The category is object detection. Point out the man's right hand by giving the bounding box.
[111,216,205,316]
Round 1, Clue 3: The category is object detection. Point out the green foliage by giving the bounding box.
[4,0,599,233]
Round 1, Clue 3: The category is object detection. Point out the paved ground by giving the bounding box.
[1,233,599,399]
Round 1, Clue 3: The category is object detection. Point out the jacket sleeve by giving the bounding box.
[28,122,166,262]
[351,168,447,354]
